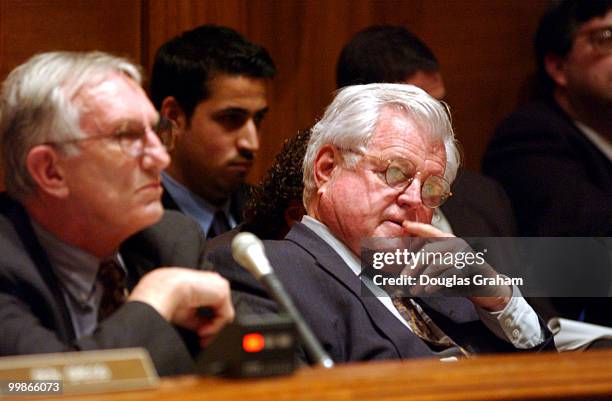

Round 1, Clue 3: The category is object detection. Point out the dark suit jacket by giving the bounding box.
[162,182,251,237]
[0,194,208,376]
[207,223,550,364]
[483,99,612,236]
[442,169,517,237]
[483,99,612,325]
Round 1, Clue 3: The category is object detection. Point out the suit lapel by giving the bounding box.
[2,196,76,341]
[286,223,433,358]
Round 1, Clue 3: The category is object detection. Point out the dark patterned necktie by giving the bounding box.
[97,259,128,322]
[391,296,457,350]
[208,210,231,238]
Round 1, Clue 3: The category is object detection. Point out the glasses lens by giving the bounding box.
[118,130,146,157]
[591,28,612,52]
[385,165,410,188]
[421,175,451,208]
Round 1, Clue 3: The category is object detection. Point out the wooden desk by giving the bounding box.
[13,350,612,401]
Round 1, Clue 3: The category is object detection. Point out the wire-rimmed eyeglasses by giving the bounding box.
[44,116,177,157]
[340,148,452,208]
[576,26,612,54]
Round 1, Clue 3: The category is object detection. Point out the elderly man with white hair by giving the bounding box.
[209,83,551,363]
[0,51,234,376]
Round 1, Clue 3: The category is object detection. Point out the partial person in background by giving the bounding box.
[151,24,276,238]
[0,51,234,376]
[337,25,518,238]
[483,1,612,325]
[204,129,310,297]
[483,0,611,236]
[241,129,310,239]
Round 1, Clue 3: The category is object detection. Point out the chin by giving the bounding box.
[132,202,164,229]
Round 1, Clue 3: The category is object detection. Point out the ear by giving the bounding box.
[26,145,69,198]
[544,54,568,88]
[160,96,188,133]
[313,144,340,193]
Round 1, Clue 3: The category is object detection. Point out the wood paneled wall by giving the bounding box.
[0,0,549,186]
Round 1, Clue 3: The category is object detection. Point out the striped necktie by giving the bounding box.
[97,259,128,322]
[391,295,468,356]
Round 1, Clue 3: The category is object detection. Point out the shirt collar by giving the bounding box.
[574,120,612,162]
[31,220,121,305]
[162,172,234,234]
[301,215,362,276]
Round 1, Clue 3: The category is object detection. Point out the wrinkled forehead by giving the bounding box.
[369,106,444,151]
[72,73,154,133]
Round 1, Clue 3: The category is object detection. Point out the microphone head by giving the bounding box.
[231,232,273,279]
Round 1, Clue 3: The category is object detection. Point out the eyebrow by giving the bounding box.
[214,106,269,115]
[111,118,152,133]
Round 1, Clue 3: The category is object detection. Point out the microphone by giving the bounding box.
[232,232,334,368]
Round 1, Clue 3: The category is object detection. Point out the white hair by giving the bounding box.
[0,51,141,201]
[303,83,461,205]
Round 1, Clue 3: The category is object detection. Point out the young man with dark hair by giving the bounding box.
[151,25,276,239]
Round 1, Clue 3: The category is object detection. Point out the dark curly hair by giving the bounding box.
[243,129,311,239]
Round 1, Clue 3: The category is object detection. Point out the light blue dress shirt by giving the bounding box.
[31,221,124,338]
[162,172,236,236]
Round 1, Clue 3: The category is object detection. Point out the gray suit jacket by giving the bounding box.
[0,194,208,376]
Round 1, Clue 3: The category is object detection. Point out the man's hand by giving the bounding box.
[402,221,511,311]
[128,268,234,347]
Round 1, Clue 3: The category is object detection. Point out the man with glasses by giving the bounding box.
[209,84,549,363]
[483,1,612,324]
[0,51,234,376]
[337,25,518,239]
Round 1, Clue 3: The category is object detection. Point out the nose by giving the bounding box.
[397,177,423,210]
[141,128,170,173]
[236,119,260,153]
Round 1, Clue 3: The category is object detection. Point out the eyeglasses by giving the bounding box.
[341,149,452,208]
[45,116,177,157]
[577,26,612,54]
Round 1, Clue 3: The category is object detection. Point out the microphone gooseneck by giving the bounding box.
[232,232,334,368]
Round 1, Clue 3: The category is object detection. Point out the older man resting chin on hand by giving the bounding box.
[209,84,551,363]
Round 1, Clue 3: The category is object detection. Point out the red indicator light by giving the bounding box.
[243,333,265,353]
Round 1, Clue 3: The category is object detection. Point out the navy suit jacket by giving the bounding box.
[0,194,208,376]
[207,223,550,364]
[162,182,251,237]
[483,99,612,236]
[483,99,612,326]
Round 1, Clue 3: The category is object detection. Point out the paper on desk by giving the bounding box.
[548,317,612,351]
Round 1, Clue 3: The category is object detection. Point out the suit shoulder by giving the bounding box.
[147,210,203,238]
[493,101,576,142]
